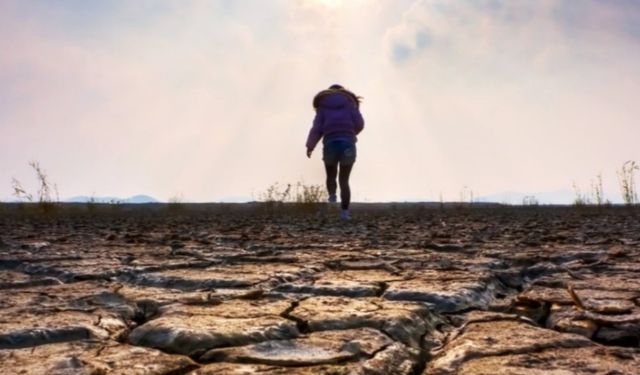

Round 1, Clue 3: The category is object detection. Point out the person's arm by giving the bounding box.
[305,111,323,157]
[352,107,364,135]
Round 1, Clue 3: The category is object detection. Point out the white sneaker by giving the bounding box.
[340,209,352,220]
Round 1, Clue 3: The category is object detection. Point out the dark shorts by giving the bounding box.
[323,140,356,166]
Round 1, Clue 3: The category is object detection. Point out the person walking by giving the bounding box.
[306,84,364,220]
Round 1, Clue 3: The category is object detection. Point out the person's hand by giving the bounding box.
[306,148,312,158]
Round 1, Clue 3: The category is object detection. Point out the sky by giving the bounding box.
[1,0,639,203]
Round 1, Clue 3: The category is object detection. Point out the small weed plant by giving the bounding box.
[260,182,292,203]
[259,181,324,214]
[522,195,539,206]
[295,182,324,204]
[11,161,59,213]
[618,161,638,205]
[572,182,590,206]
[167,194,185,213]
[11,178,33,202]
[85,193,98,213]
[590,173,606,205]
[574,173,609,206]
[459,185,474,203]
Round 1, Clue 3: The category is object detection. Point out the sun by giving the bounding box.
[314,0,345,8]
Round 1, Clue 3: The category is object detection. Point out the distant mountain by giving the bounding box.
[65,195,159,204]
[127,195,160,203]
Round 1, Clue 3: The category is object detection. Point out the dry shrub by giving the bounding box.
[167,194,185,213]
[85,194,98,213]
[590,173,605,205]
[11,178,33,202]
[259,182,292,203]
[259,181,324,215]
[294,182,324,214]
[574,173,611,207]
[572,182,589,206]
[11,161,59,213]
[295,182,323,204]
[618,161,638,205]
[459,185,474,203]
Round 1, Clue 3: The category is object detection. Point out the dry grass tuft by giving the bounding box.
[11,161,59,213]
[258,181,325,215]
[618,161,638,205]
[572,182,589,206]
[167,194,185,213]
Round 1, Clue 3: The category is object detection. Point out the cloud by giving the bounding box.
[383,0,640,74]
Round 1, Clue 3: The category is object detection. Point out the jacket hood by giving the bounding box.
[313,89,358,110]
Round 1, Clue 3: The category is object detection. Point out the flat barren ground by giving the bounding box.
[1,203,639,374]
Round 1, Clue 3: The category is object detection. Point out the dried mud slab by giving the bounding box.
[194,363,355,374]
[0,270,61,289]
[129,298,300,356]
[0,308,128,348]
[197,342,420,375]
[17,257,128,281]
[126,263,311,291]
[383,270,504,313]
[544,304,599,338]
[273,250,374,267]
[0,282,125,319]
[514,273,640,344]
[4,241,216,281]
[275,269,404,297]
[289,296,441,348]
[0,281,133,348]
[0,340,196,375]
[448,346,640,375]
[424,312,640,375]
[114,283,259,306]
[275,280,381,297]
[518,285,638,306]
[531,272,640,294]
[390,253,501,272]
[361,342,422,375]
[201,328,392,366]
[0,243,76,264]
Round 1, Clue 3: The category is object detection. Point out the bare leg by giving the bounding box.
[338,163,353,210]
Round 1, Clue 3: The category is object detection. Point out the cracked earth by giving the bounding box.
[1,204,639,374]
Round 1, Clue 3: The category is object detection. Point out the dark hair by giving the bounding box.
[313,85,362,109]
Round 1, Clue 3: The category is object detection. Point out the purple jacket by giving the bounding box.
[305,90,365,150]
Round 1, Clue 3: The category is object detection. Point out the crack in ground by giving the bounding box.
[279,299,310,334]
[376,281,389,298]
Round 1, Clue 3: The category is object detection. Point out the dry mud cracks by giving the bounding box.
[1,204,639,374]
